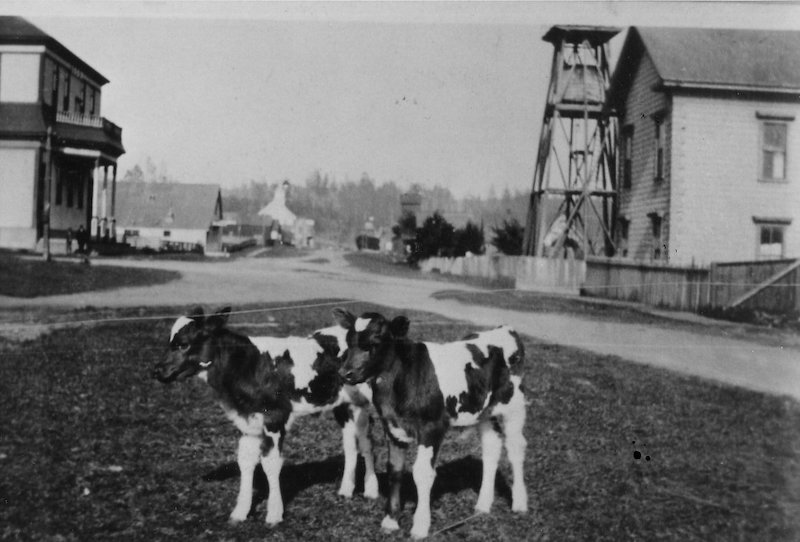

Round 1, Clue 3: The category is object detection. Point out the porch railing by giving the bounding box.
[56,110,103,128]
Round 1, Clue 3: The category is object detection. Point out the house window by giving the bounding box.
[89,88,96,115]
[0,53,40,103]
[163,230,171,238]
[76,81,86,114]
[616,217,630,257]
[66,177,74,208]
[55,174,63,205]
[760,121,788,181]
[62,71,71,111]
[654,114,666,182]
[622,125,633,189]
[754,217,790,260]
[649,212,663,260]
[50,65,59,107]
[76,176,84,209]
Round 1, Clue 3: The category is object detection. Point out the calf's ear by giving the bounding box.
[332,308,355,329]
[189,306,205,325]
[389,316,410,338]
[205,306,231,331]
[214,306,232,322]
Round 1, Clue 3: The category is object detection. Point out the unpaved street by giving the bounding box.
[2,250,799,400]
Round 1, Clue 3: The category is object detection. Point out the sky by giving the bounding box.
[3,1,800,198]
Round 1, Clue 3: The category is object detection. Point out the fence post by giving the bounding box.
[709,262,717,308]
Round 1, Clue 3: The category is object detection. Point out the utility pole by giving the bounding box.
[43,126,53,262]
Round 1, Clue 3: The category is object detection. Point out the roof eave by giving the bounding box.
[660,79,800,96]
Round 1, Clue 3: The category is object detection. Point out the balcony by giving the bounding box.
[55,110,125,157]
[56,110,103,128]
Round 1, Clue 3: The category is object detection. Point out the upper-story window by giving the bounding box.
[62,71,71,111]
[75,81,87,114]
[0,53,40,103]
[50,65,59,107]
[89,88,96,115]
[654,113,666,182]
[622,125,634,189]
[760,121,788,182]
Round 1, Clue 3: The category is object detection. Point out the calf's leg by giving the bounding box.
[354,405,379,499]
[475,419,503,513]
[502,377,528,513]
[410,444,437,539]
[381,440,406,532]
[261,428,285,525]
[229,434,261,522]
[335,404,359,498]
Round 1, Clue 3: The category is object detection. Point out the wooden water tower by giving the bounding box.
[522,25,621,257]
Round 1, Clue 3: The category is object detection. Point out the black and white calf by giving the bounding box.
[334,309,528,539]
[152,307,377,528]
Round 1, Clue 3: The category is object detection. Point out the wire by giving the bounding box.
[0,299,362,328]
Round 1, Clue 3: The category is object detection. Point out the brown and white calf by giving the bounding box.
[334,309,528,539]
[152,306,377,528]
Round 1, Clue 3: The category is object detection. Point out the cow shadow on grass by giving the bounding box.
[202,454,512,516]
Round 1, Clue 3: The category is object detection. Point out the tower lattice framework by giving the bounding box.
[523,25,621,258]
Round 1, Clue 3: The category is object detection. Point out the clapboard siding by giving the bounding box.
[617,53,671,262]
[670,94,800,265]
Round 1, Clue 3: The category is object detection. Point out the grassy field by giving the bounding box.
[0,252,180,298]
[1,300,798,541]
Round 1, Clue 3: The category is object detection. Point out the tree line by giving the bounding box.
[120,164,530,252]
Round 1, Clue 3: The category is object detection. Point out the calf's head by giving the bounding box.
[333,308,410,384]
[153,306,231,383]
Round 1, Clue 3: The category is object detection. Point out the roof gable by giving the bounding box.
[116,182,222,230]
[611,26,800,101]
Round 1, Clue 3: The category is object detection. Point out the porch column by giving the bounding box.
[91,158,101,239]
[101,165,108,239]
[110,164,117,240]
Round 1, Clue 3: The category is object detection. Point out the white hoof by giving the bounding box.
[228,509,248,523]
[474,500,492,514]
[410,525,430,539]
[381,515,400,531]
[338,481,355,498]
[512,490,528,513]
[363,475,379,499]
[265,507,283,526]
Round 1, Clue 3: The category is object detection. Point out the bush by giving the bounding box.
[453,221,484,257]
[412,211,454,262]
[491,218,524,255]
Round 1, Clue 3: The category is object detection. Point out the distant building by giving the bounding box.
[0,16,125,251]
[115,182,223,252]
[609,27,800,264]
[257,181,315,247]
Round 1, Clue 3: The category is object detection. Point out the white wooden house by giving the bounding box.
[115,182,223,252]
[608,27,800,265]
[0,16,124,251]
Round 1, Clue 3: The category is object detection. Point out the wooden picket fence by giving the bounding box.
[583,257,711,311]
[419,254,800,314]
[419,254,585,293]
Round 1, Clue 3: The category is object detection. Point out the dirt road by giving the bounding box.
[2,250,799,400]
